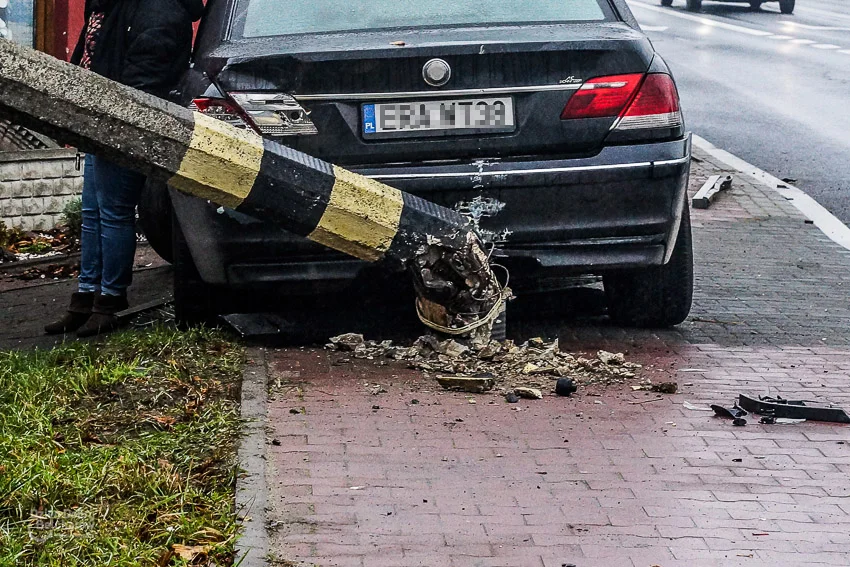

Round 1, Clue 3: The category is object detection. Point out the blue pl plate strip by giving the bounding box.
[362,104,377,134]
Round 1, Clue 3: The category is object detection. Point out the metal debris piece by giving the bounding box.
[683,401,713,411]
[738,394,850,424]
[692,174,733,209]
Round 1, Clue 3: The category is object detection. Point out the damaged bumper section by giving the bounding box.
[175,137,691,288]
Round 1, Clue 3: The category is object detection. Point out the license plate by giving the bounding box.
[363,97,515,135]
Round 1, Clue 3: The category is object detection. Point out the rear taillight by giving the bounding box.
[560,74,643,120]
[190,97,254,131]
[561,73,683,132]
[615,74,683,131]
[191,93,318,138]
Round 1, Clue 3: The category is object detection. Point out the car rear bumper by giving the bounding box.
[172,135,691,288]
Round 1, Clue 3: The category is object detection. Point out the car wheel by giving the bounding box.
[603,204,694,328]
[779,0,794,13]
[138,179,174,263]
[172,212,221,328]
[661,0,673,6]
[749,0,762,9]
[685,0,702,11]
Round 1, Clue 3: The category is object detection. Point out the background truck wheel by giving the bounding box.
[779,0,794,13]
[603,204,694,328]
[138,179,174,263]
[685,0,702,11]
[172,213,221,328]
[661,0,673,6]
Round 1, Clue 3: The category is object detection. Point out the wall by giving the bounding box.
[0,149,83,231]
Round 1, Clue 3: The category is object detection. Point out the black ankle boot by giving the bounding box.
[44,292,96,334]
[76,293,129,338]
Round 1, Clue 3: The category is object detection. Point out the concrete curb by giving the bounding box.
[692,135,850,252]
[235,347,269,567]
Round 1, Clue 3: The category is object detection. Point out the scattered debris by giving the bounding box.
[514,387,543,400]
[732,418,747,427]
[775,418,806,425]
[683,401,713,411]
[738,394,850,424]
[505,392,520,404]
[436,374,495,393]
[692,174,733,209]
[631,379,677,393]
[329,333,366,351]
[651,382,678,394]
[555,378,578,397]
[711,404,748,419]
[628,397,664,405]
[732,458,743,462]
[597,350,625,365]
[326,334,642,397]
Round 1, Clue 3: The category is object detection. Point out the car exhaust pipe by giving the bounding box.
[0,39,506,341]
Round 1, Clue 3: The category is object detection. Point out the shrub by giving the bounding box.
[62,197,83,239]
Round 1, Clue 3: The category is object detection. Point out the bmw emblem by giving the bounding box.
[423,58,451,87]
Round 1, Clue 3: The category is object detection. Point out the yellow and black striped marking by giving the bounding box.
[169,112,469,263]
[0,39,471,265]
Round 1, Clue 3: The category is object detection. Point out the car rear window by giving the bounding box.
[232,0,613,39]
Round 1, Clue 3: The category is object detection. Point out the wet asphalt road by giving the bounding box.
[627,0,850,223]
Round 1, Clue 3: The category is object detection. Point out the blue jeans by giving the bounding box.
[79,155,146,296]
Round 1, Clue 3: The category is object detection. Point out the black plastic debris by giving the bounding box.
[556,378,578,397]
[711,404,748,419]
[738,394,850,424]
[732,418,747,427]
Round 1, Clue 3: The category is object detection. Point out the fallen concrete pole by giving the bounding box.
[0,39,505,338]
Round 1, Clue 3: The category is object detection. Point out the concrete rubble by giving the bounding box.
[327,333,641,397]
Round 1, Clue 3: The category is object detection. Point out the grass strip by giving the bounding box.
[0,325,244,566]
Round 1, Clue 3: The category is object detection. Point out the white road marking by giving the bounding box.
[811,44,841,50]
[840,50,850,55]
[628,1,774,37]
[641,25,669,32]
[781,23,850,31]
[790,38,816,44]
[768,35,794,40]
[693,135,850,252]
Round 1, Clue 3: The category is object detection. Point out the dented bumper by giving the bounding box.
[173,136,691,287]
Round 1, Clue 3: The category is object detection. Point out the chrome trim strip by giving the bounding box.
[293,83,583,102]
[364,155,689,180]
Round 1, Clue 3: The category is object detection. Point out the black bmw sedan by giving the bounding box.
[141,0,693,328]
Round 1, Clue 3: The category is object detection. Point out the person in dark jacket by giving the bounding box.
[45,0,205,337]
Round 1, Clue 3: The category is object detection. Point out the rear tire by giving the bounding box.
[138,179,174,263]
[685,0,702,11]
[661,0,673,6]
[779,0,794,13]
[749,1,762,10]
[604,204,694,328]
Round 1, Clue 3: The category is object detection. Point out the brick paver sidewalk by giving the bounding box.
[261,147,850,567]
